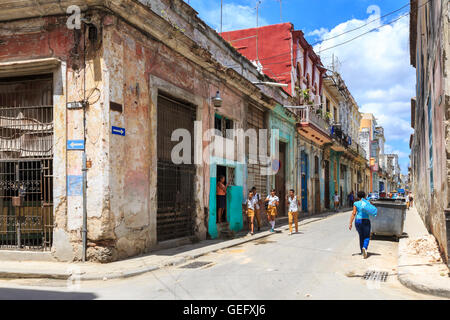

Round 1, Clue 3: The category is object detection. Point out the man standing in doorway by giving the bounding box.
[334,191,340,212]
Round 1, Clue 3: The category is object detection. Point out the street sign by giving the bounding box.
[67,175,83,196]
[112,126,125,136]
[67,139,85,150]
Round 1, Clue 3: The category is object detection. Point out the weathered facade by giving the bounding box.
[0,0,293,262]
[409,0,450,265]
[221,23,369,213]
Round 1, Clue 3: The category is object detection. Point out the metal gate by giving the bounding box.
[0,75,53,250]
[246,104,267,197]
[157,94,196,242]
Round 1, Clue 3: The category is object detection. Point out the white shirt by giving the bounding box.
[334,195,340,202]
[247,197,257,210]
[266,195,279,206]
[288,196,298,212]
[252,193,261,209]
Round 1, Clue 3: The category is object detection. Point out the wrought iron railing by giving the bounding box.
[296,106,330,134]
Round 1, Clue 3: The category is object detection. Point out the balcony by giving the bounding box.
[330,124,348,152]
[295,106,332,145]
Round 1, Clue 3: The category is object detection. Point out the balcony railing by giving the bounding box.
[296,106,330,135]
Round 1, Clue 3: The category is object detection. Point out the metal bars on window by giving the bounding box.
[0,75,53,250]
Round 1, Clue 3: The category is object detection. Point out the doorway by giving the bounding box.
[216,165,227,223]
[301,152,308,212]
[314,156,320,214]
[275,141,287,216]
[157,94,196,242]
[324,160,330,209]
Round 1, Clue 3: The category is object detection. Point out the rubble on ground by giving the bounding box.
[405,235,443,263]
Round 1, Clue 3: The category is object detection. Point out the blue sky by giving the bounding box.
[186,0,413,174]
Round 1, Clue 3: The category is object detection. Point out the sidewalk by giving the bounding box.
[397,207,450,298]
[0,210,340,281]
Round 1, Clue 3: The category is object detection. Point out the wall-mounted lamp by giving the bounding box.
[212,91,222,108]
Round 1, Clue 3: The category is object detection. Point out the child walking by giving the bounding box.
[245,190,257,235]
[286,189,300,235]
[265,189,279,233]
[251,187,262,232]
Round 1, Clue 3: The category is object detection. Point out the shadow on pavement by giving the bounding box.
[0,287,97,300]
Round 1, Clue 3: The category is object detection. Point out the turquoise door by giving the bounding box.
[301,152,308,212]
[226,185,244,232]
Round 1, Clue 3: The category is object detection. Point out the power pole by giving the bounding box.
[256,1,261,62]
[256,0,261,27]
[220,0,223,33]
[278,0,282,23]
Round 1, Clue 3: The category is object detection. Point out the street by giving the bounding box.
[0,211,442,300]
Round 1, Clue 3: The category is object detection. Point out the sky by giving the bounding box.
[186,0,414,174]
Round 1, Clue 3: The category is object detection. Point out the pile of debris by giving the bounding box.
[405,235,443,263]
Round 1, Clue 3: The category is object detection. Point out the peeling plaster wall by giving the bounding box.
[411,0,449,264]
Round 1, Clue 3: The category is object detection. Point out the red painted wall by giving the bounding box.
[221,23,294,95]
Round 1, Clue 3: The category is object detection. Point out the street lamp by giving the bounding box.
[212,91,223,108]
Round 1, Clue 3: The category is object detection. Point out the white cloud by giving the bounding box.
[307,28,329,39]
[311,8,413,174]
[188,0,268,32]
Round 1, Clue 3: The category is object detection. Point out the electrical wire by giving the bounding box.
[311,2,411,46]
[218,1,430,70]
[317,12,409,53]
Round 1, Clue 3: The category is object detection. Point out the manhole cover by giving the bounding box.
[179,261,212,269]
[363,270,388,282]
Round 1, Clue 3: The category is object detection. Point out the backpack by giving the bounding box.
[361,198,377,216]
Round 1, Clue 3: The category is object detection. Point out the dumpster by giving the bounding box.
[369,198,406,241]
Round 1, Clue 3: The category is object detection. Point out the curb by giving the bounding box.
[0,212,336,282]
[397,238,450,298]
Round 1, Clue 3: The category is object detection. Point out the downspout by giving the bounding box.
[82,23,87,262]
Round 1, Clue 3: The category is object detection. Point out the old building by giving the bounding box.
[0,0,293,262]
[409,0,450,265]
[360,113,381,193]
[221,23,368,213]
[221,23,326,215]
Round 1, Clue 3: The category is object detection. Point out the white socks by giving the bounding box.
[270,221,275,229]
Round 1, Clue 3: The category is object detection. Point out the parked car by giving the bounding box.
[368,192,379,200]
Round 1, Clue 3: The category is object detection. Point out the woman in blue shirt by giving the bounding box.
[349,191,373,259]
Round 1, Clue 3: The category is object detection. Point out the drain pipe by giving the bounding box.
[81,23,88,262]
[82,151,87,262]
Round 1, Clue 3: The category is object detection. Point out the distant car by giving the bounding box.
[368,193,379,200]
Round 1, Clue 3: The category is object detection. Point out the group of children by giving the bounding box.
[244,187,300,236]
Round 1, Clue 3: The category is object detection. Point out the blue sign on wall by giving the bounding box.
[67,140,85,150]
[67,175,83,196]
[112,126,125,136]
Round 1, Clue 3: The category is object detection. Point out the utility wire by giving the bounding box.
[311,2,410,46]
[318,12,409,53]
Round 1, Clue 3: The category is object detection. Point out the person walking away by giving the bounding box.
[406,196,410,210]
[408,192,414,208]
[334,191,340,212]
[265,189,279,233]
[245,190,257,235]
[349,191,378,259]
[216,175,228,223]
[251,187,262,232]
[286,189,300,235]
